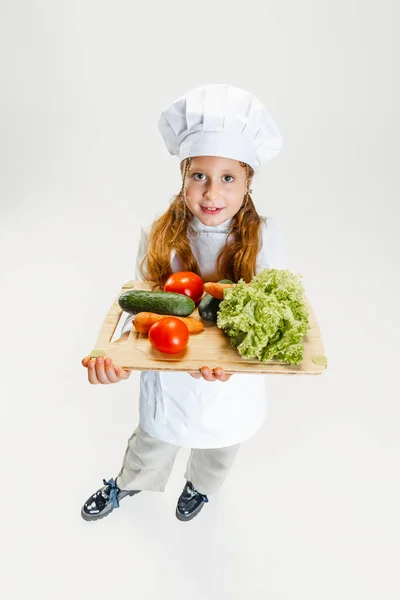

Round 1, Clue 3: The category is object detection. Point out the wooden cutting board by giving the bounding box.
[89,280,328,375]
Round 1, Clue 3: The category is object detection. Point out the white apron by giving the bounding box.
[121,214,285,449]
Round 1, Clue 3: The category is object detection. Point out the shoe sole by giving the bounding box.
[81,490,139,522]
[175,502,205,522]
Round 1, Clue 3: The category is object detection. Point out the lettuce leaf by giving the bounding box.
[216,269,310,365]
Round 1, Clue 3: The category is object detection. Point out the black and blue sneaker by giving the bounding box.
[176,481,209,522]
[81,478,141,522]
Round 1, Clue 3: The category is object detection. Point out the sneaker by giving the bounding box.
[175,481,209,522]
[81,478,140,522]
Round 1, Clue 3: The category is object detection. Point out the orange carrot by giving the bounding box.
[203,282,234,300]
[133,312,204,334]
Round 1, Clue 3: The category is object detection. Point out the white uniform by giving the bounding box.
[120,214,285,450]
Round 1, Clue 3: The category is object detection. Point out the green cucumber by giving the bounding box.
[118,289,195,316]
[198,279,233,322]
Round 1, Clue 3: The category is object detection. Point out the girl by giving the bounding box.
[81,84,285,522]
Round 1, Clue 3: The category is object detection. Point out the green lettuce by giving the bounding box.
[216,269,310,365]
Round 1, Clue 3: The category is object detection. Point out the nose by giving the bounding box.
[203,180,221,203]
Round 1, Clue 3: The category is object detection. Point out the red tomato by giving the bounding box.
[164,271,204,303]
[148,317,189,354]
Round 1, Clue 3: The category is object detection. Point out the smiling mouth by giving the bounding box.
[201,206,223,212]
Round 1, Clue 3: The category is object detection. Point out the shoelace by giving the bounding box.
[102,478,120,508]
[187,484,209,503]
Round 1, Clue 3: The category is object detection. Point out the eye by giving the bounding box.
[192,173,234,182]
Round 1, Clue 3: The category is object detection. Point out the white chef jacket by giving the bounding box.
[120,214,285,449]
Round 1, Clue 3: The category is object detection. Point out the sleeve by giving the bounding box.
[256,217,286,271]
[119,225,150,337]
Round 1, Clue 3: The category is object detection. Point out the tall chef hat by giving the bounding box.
[158,83,282,171]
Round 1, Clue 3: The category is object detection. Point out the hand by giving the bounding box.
[188,366,233,382]
[81,355,132,385]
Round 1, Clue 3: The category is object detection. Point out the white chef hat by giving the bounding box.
[158,83,282,171]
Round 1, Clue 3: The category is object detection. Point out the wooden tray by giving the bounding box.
[89,280,328,375]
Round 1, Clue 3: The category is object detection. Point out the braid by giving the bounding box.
[171,157,192,240]
[180,157,191,218]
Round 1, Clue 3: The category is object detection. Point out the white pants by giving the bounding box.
[115,424,241,496]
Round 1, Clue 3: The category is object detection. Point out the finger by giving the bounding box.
[88,359,100,384]
[103,358,121,383]
[200,366,217,382]
[188,371,202,379]
[94,356,110,384]
[82,356,91,368]
[213,368,232,382]
[115,365,132,380]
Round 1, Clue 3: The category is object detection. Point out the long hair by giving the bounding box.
[140,157,263,289]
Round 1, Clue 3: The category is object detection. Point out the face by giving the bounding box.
[183,156,249,226]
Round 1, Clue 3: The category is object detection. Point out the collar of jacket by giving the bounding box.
[170,215,233,264]
[188,215,233,233]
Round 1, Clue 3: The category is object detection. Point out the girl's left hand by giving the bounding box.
[188,367,233,382]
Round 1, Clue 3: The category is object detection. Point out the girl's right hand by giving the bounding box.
[81,355,132,384]
[188,366,233,382]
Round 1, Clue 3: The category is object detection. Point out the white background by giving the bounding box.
[1,1,399,599]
